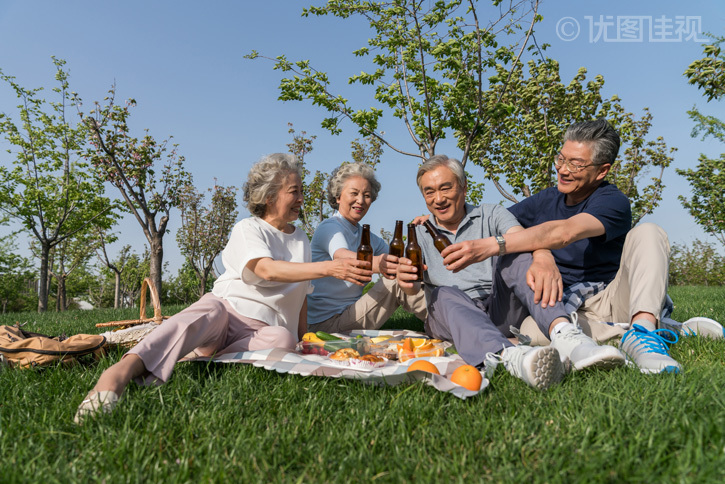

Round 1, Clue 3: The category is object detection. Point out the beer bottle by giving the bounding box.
[389,220,405,258]
[357,224,374,267]
[423,220,452,253]
[405,223,424,282]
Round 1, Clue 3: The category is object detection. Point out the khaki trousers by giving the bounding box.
[310,276,428,333]
[521,223,670,344]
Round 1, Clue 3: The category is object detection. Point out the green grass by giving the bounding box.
[2,287,725,483]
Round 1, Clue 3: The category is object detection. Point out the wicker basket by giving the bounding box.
[96,278,168,329]
[96,278,169,349]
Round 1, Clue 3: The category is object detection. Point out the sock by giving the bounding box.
[632,319,656,332]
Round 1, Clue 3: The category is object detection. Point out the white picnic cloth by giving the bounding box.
[200,330,488,400]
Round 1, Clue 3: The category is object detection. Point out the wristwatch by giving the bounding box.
[495,235,506,256]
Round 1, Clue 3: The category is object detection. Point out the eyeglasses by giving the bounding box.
[553,154,598,174]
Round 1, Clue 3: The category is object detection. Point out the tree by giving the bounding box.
[678,35,725,245]
[80,86,193,297]
[0,240,35,313]
[248,0,543,164]
[176,181,238,299]
[93,228,123,308]
[165,260,214,306]
[116,247,152,308]
[669,240,725,286]
[0,58,116,312]
[469,58,676,225]
[286,123,327,236]
[43,233,95,311]
[250,1,672,222]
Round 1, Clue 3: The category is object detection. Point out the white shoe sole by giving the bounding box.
[572,347,626,371]
[521,346,565,390]
[623,356,681,374]
[682,317,724,339]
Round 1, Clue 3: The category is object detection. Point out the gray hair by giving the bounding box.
[564,119,621,166]
[416,154,467,192]
[326,162,381,210]
[243,153,304,218]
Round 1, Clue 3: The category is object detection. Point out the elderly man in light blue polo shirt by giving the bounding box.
[397,155,624,390]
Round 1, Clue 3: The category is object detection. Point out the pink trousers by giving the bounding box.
[126,293,296,385]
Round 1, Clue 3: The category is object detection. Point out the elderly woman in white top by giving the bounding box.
[306,162,427,333]
[75,153,371,423]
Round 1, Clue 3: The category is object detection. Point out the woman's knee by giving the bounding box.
[249,326,297,351]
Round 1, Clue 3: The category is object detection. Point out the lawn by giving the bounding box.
[1,286,725,483]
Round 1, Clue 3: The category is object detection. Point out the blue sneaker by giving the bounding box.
[620,323,681,374]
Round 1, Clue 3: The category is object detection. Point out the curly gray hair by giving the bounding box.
[326,162,381,210]
[243,153,304,218]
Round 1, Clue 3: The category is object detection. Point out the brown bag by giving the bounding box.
[0,324,106,369]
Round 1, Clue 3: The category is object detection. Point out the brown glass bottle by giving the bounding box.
[423,220,452,253]
[357,224,374,266]
[405,223,424,282]
[389,220,405,258]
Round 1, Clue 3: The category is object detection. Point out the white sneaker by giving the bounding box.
[74,390,120,425]
[551,324,625,371]
[682,317,724,339]
[488,345,565,390]
[620,322,681,374]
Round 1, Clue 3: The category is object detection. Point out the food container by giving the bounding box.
[297,335,369,357]
[397,340,448,362]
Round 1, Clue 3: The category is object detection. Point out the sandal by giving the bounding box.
[73,390,120,424]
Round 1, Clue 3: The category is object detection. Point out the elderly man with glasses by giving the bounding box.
[440,119,682,374]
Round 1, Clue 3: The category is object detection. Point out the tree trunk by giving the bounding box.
[114,270,121,309]
[149,235,164,302]
[198,275,206,300]
[58,276,67,312]
[38,244,50,313]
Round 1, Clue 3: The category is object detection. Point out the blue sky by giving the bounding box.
[1,0,724,276]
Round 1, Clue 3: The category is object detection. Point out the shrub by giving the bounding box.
[669,239,725,285]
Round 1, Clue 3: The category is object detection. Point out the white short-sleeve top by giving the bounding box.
[212,217,312,336]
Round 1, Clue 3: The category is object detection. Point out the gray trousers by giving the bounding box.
[425,252,568,367]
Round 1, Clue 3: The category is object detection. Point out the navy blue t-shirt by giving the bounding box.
[508,181,631,287]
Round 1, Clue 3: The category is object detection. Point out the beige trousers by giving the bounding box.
[310,276,428,333]
[521,223,670,344]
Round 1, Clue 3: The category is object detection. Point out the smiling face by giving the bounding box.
[556,140,611,205]
[419,165,467,232]
[263,172,304,230]
[336,175,373,225]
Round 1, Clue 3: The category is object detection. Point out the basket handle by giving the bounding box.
[139,278,164,325]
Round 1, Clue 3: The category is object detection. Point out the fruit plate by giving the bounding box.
[297,336,369,356]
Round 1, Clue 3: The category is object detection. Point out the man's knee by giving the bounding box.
[627,223,669,249]
[494,252,533,283]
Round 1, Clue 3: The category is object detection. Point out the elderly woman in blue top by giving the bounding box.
[307,162,427,333]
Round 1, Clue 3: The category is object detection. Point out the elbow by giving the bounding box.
[551,226,578,249]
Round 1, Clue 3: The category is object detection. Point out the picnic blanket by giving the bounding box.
[198,330,488,400]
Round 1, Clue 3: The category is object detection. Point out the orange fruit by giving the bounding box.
[450,364,483,391]
[406,360,440,375]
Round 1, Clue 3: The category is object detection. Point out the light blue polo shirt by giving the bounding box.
[307,211,388,324]
[418,203,520,301]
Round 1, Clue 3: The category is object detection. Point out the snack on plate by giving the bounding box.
[329,348,360,361]
[357,354,384,362]
[350,354,387,369]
